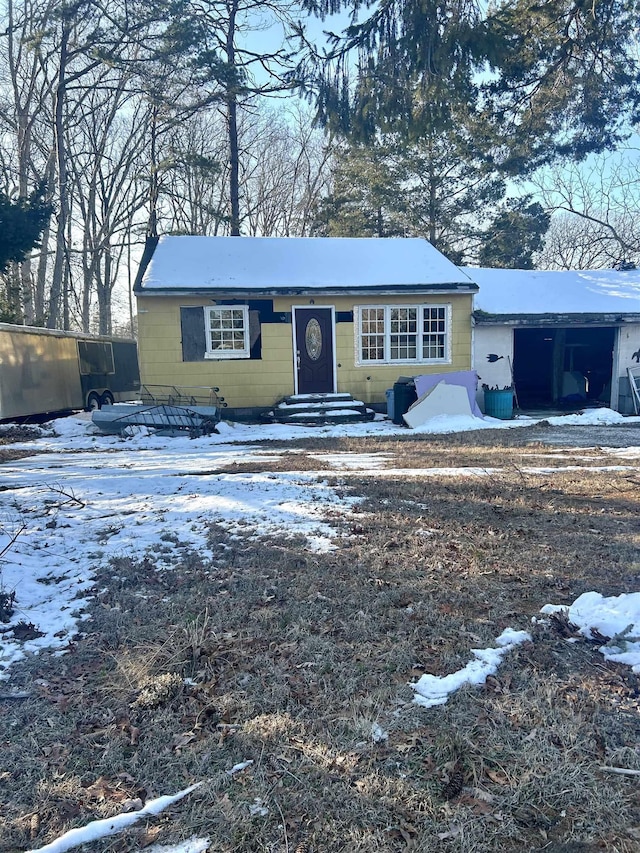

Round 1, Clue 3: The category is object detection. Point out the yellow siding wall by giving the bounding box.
[137,293,473,409]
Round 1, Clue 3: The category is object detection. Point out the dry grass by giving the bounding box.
[2,430,640,852]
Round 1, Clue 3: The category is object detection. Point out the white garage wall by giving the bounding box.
[473,325,514,411]
[616,323,640,412]
[474,322,640,413]
[618,324,640,370]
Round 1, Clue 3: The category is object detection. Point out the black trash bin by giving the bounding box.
[393,378,417,425]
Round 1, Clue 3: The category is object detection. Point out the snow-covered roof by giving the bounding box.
[136,236,477,294]
[464,267,640,316]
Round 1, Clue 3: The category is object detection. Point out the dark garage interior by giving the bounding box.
[513,326,616,410]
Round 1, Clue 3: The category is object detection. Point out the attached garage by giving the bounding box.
[463,267,640,414]
[513,326,616,409]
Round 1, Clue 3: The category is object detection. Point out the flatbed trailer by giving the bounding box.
[0,323,140,421]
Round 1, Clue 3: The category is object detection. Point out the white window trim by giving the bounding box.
[204,305,251,359]
[355,304,452,366]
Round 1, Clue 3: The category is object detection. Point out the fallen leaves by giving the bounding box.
[457,787,495,815]
[83,774,148,811]
[484,767,511,786]
[3,437,639,853]
[11,620,45,640]
[437,824,464,841]
[172,730,198,752]
[386,818,419,848]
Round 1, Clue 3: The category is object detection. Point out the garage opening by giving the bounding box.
[513,326,616,410]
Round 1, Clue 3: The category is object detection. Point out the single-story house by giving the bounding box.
[134,236,478,418]
[465,267,640,413]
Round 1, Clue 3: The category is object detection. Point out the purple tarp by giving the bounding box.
[413,371,483,418]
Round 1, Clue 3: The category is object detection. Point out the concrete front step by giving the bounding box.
[283,393,354,405]
[275,410,376,425]
[268,393,376,425]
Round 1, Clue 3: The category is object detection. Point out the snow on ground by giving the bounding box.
[1,407,639,682]
[144,839,210,853]
[544,408,629,426]
[0,437,359,677]
[2,407,640,851]
[26,784,202,853]
[541,592,640,672]
[411,628,532,707]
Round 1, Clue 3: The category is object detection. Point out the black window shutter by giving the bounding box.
[180,307,206,361]
[249,310,262,359]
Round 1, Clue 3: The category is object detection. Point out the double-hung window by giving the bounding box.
[357,304,451,364]
[204,306,250,358]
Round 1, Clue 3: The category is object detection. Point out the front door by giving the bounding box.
[294,307,336,395]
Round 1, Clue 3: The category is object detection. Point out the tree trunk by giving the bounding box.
[9,0,33,323]
[48,19,70,329]
[226,0,241,236]
[147,102,159,238]
[5,265,22,322]
[128,237,135,337]
[97,237,112,334]
[35,155,56,326]
[428,157,437,246]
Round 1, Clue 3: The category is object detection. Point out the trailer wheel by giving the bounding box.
[101,391,115,407]
[87,392,101,411]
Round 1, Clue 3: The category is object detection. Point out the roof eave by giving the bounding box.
[137,282,478,298]
[473,311,640,325]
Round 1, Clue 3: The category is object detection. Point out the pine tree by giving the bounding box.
[478,198,550,269]
[312,142,407,237]
[0,184,51,273]
[296,0,640,169]
[312,122,511,264]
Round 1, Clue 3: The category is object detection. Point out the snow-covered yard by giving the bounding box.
[2,408,640,853]
[2,408,639,679]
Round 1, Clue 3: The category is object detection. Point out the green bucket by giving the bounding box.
[484,388,514,419]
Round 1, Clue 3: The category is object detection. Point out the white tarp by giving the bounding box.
[403,382,473,428]
[414,370,483,417]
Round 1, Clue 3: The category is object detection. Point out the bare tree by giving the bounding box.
[532,151,640,268]
[159,112,229,235]
[182,0,300,235]
[0,0,58,323]
[241,104,332,236]
[535,213,634,270]
[155,101,332,237]
[0,0,328,331]
[0,0,198,330]
[66,69,149,332]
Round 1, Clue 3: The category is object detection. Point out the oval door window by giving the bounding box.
[305,318,322,361]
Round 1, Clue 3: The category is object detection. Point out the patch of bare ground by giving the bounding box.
[0,425,44,463]
[1,437,640,851]
[238,425,640,469]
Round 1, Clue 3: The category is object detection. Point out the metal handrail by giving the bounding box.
[140,384,223,408]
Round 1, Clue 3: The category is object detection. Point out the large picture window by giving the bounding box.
[204,306,250,358]
[357,304,451,364]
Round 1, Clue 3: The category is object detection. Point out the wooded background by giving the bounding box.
[1,0,639,334]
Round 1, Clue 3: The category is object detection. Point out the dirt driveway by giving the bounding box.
[500,418,640,448]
